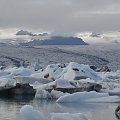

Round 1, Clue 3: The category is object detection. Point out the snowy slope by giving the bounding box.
[0,44,119,71]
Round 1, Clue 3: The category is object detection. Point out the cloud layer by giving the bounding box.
[0,0,120,35]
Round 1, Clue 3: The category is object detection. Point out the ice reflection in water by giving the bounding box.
[0,97,119,120]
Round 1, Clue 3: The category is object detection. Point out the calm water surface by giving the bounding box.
[0,96,119,120]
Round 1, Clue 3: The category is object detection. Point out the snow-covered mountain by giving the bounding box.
[1,30,120,46]
[0,30,88,46]
[20,36,88,46]
[0,43,119,70]
[0,36,88,47]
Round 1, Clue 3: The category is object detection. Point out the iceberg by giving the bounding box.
[109,88,120,96]
[12,67,33,77]
[31,62,101,81]
[20,105,47,120]
[0,62,117,99]
[56,79,75,88]
[20,105,88,120]
[56,91,120,103]
[63,62,101,81]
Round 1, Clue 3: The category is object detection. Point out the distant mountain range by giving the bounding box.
[12,30,87,46]
[20,36,88,46]
[0,30,88,46]
[1,30,120,46]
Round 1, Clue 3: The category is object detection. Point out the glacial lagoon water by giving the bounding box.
[0,97,119,120]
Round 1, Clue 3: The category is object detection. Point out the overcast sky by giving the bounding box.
[0,0,120,36]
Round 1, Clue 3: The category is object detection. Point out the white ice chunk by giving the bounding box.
[0,78,15,88]
[14,76,53,84]
[56,79,75,88]
[56,91,110,103]
[12,67,33,76]
[35,90,52,99]
[20,105,46,120]
[64,62,101,81]
[109,88,120,96]
[51,90,69,99]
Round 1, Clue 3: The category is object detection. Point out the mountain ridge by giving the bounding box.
[20,36,88,46]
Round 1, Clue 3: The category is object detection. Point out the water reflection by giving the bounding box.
[56,102,109,112]
[0,96,34,120]
[0,97,119,120]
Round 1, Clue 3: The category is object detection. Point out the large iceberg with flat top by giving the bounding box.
[56,91,120,103]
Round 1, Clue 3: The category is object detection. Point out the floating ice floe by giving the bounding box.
[35,89,67,99]
[0,67,35,89]
[56,91,120,103]
[12,67,34,77]
[34,78,102,99]
[108,88,120,96]
[0,71,11,77]
[63,62,101,81]
[3,67,34,77]
[55,79,75,88]
[20,105,88,120]
[0,78,15,88]
[30,64,64,80]
[14,76,53,84]
[20,105,47,120]
[98,70,120,92]
[0,62,101,87]
[0,67,34,80]
[0,62,119,98]
[34,79,75,91]
[34,79,75,99]
[35,80,69,99]
[31,62,101,81]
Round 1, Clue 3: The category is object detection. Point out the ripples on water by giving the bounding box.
[0,96,119,120]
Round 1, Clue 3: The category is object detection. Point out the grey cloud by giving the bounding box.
[0,0,120,35]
